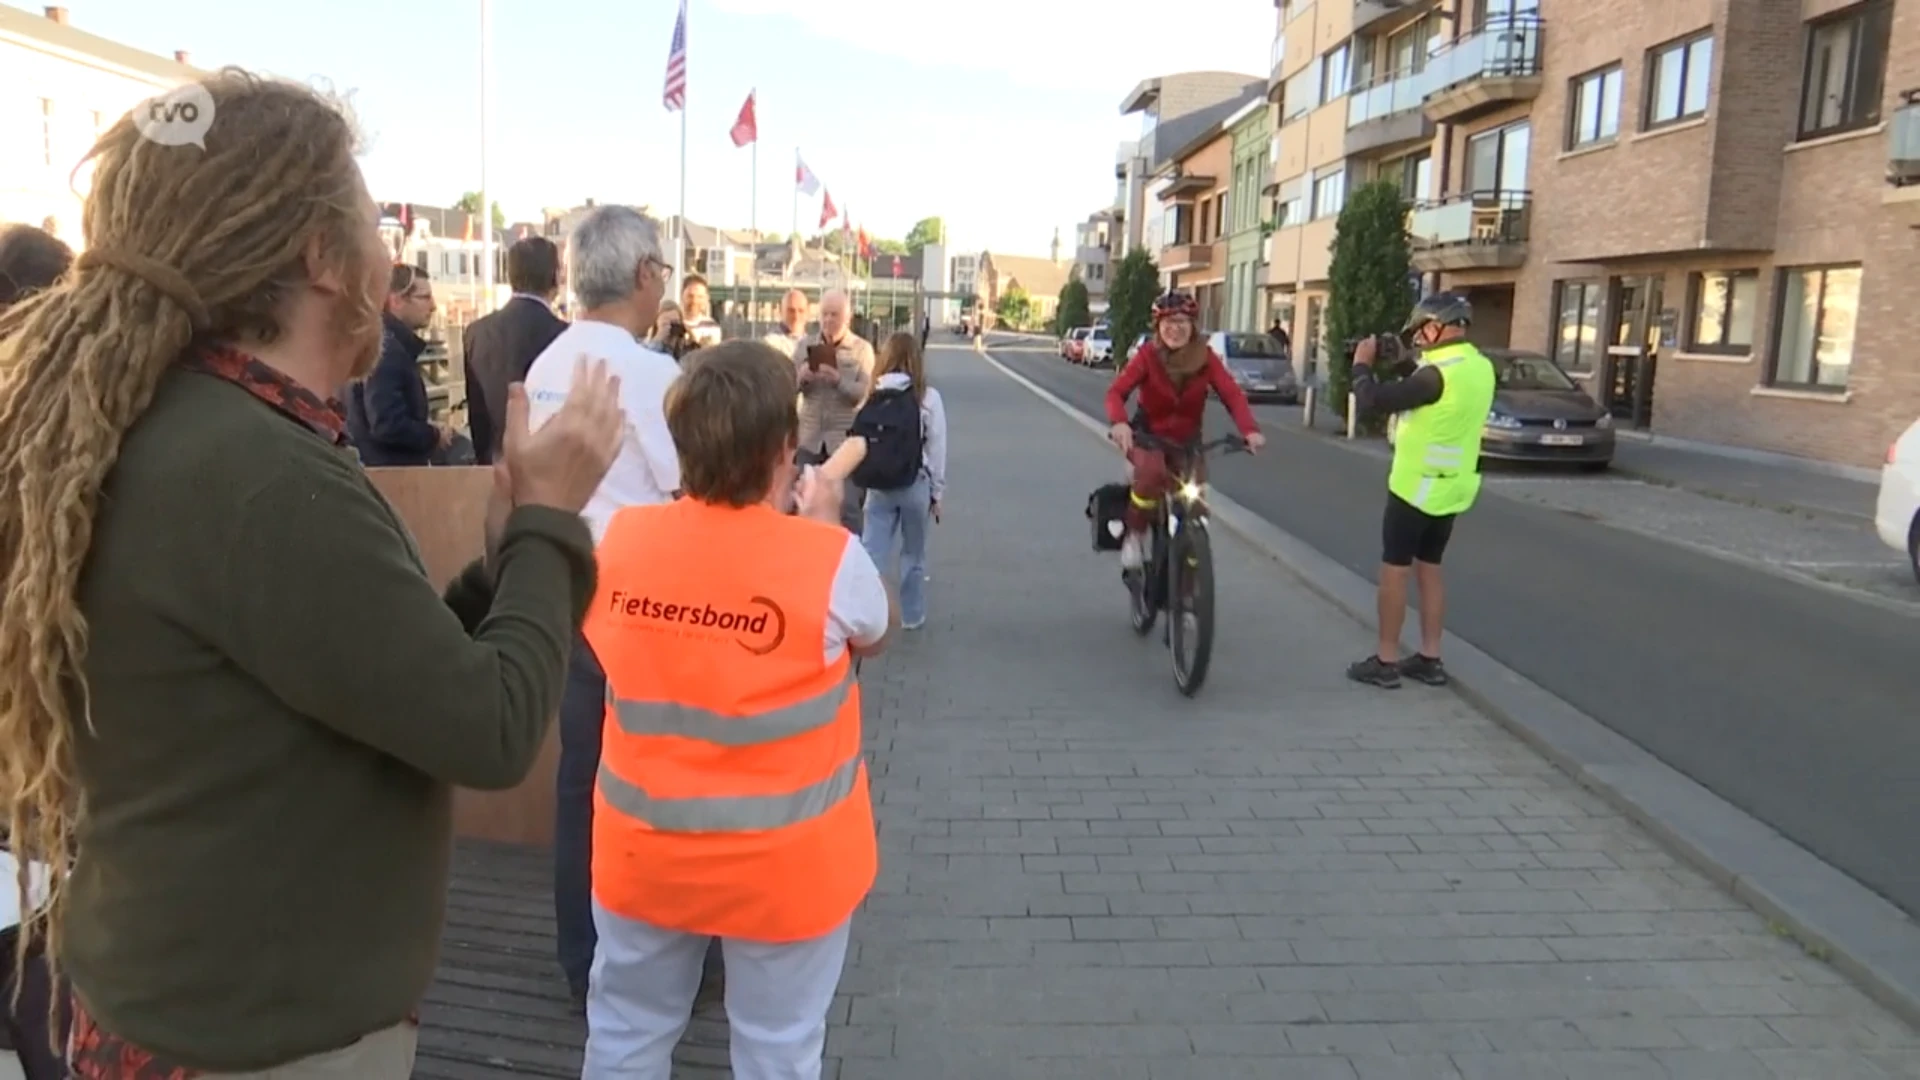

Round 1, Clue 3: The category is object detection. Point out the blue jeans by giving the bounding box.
[555,635,605,1000]
[861,476,930,627]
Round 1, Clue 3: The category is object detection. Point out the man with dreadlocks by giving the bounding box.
[0,71,628,1078]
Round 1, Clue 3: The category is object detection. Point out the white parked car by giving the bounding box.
[1875,416,1920,584]
[1084,325,1114,367]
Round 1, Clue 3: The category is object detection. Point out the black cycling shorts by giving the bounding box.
[1381,492,1457,567]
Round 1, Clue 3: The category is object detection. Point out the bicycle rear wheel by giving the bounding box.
[1169,519,1216,696]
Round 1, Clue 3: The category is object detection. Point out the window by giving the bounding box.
[1798,0,1891,139]
[39,98,54,165]
[1475,0,1540,24]
[1770,265,1861,389]
[1218,192,1231,238]
[1551,279,1604,371]
[1283,64,1320,121]
[1322,44,1350,101]
[1567,65,1623,148]
[1392,152,1432,203]
[1164,204,1192,245]
[1686,270,1757,353]
[1311,166,1345,220]
[1647,33,1713,127]
[90,109,103,136]
[1466,121,1530,193]
[1275,176,1304,228]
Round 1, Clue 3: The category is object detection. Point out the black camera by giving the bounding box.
[659,319,695,360]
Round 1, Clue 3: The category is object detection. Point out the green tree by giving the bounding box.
[1054,277,1092,334]
[454,191,507,232]
[1107,249,1161,366]
[1324,179,1414,430]
[904,216,944,255]
[874,238,909,256]
[996,283,1033,329]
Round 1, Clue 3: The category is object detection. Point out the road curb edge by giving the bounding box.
[974,342,1920,1031]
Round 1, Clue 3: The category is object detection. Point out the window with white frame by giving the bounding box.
[1311,166,1345,220]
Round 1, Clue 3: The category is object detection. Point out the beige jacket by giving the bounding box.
[792,332,875,453]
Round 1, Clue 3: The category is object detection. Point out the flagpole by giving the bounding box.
[479,0,495,314]
[749,130,758,335]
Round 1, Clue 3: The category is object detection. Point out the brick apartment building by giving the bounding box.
[1265,0,1920,468]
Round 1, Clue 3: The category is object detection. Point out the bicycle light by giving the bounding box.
[1179,481,1203,502]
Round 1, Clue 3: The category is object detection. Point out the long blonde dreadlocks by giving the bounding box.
[0,69,377,1001]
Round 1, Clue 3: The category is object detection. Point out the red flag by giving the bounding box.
[463,215,474,243]
[857,227,872,261]
[730,90,757,147]
[819,190,837,229]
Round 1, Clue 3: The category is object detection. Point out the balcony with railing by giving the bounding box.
[1347,64,1439,155]
[1422,16,1544,123]
[1353,0,1415,34]
[1160,242,1213,272]
[1890,91,1920,214]
[1407,190,1530,272]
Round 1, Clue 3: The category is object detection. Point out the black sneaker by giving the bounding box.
[1346,655,1402,688]
[1398,654,1449,686]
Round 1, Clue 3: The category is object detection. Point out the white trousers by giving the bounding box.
[581,900,851,1080]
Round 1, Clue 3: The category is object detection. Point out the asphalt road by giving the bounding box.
[987,339,1920,922]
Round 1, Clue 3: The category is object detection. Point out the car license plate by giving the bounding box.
[1253,383,1277,392]
[1540,434,1584,446]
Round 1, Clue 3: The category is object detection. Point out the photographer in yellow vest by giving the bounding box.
[1345,293,1495,690]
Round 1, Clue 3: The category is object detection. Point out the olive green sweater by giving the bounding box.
[65,368,594,1070]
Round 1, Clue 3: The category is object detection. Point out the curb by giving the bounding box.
[974,345,1920,1032]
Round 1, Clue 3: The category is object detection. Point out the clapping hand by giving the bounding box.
[501,355,627,514]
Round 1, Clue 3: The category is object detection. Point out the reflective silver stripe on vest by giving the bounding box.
[606,670,853,747]
[597,753,862,833]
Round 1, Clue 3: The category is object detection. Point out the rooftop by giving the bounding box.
[0,3,198,84]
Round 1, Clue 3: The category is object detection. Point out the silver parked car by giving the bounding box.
[1205,331,1299,405]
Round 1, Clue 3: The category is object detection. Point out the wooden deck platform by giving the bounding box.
[417,840,732,1079]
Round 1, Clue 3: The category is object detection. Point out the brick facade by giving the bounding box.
[1501,0,1919,467]
[1259,0,1917,467]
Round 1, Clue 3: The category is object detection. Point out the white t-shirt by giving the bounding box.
[825,532,891,662]
[522,320,683,542]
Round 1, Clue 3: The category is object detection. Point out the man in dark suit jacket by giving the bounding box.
[347,264,446,466]
[464,237,567,464]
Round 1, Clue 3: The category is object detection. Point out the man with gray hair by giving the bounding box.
[521,203,684,1009]
[794,288,875,532]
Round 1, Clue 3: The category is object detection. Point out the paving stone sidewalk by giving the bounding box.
[827,347,1920,1080]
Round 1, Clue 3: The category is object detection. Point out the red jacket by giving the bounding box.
[1104,341,1261,445]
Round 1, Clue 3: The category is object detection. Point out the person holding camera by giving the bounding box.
[1345,292,1496,690]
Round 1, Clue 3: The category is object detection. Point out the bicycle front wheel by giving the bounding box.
[1169,519,1216,697]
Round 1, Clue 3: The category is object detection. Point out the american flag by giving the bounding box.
[662,0,688,112]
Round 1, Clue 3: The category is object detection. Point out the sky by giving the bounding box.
[55,0,1274,256]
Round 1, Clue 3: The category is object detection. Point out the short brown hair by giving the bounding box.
[666,340,798,507]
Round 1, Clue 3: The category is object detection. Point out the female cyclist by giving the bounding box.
[1104,290,1266,569]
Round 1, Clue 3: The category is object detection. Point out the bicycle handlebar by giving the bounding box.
[1127,431,1251,457]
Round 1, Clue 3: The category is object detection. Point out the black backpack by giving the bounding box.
[849,386,923,491]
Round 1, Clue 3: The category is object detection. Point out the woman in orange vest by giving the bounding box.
[582,340,898,1079]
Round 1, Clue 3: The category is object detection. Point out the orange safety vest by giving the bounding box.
[584,498,877,943]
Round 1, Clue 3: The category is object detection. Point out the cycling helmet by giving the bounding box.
[1402,291,1473,335]
[1151,290,1200,324]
